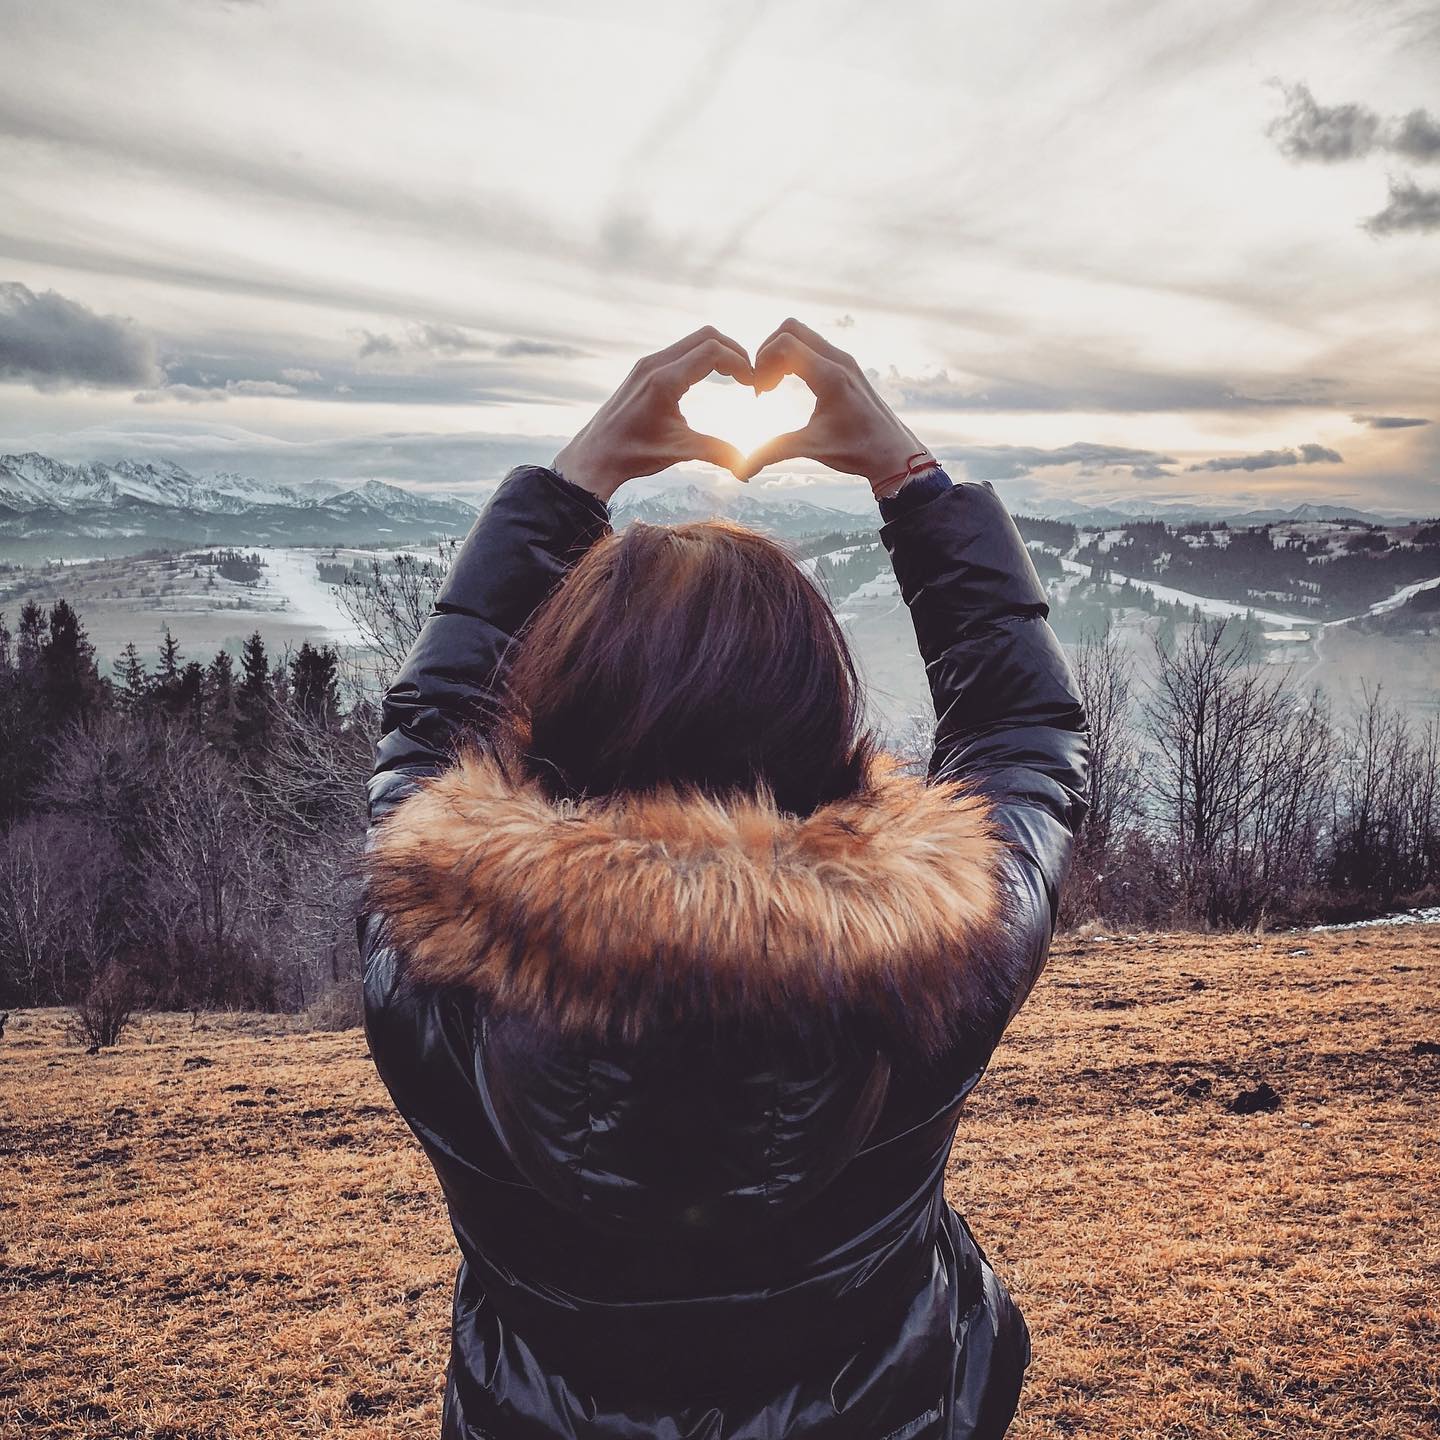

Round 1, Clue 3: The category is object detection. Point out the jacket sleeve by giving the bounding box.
[367,464,612,824]
[359,464,611,1154]
[880,480,1089,1033]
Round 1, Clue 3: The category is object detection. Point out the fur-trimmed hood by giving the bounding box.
[363,750,1018,1058]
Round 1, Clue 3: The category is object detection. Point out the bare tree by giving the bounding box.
[242,704,370,1011]
[1331,686,1440,902]
[1142,619,1331,926]
[0,817,73,1004]
[335,545,455,691]
[1066,627,1142,919]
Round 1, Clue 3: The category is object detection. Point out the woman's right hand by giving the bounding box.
[553,327,754,502]
[740,319,929,493]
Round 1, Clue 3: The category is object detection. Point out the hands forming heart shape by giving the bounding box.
[551,319,932,502]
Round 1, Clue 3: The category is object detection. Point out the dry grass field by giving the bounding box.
[3,925,1438,1439]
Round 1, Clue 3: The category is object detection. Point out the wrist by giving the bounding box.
[551,448,621,503]
[868,446,938,501]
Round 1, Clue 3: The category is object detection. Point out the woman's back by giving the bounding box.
[360,322,1089,1438]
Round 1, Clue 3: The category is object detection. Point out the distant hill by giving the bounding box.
[610,482,866,538]
[0,455,879,557]
[0,452,491,557]
[1039,497,1406,527]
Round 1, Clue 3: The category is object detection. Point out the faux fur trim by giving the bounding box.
[364,751,1016,1058]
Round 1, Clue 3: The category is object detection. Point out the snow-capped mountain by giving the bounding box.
[0,452,490,555]
[611,483,865,538]
[0,455,876,557]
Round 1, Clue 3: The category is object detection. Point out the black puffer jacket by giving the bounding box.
[360,465,1088,1440]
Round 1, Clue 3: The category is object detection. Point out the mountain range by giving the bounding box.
[0,453,489,556]
[0,451,1416,561]
[1033,497,1405,527]
[0,454,875,556]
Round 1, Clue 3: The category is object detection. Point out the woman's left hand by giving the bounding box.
[553,328,754,501]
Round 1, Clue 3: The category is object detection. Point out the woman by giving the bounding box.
[361,319,1089,1439]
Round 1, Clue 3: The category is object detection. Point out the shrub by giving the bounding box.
[69,960,137,1049]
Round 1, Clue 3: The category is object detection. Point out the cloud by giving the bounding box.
[1352,413,1431,429]
[1267,83,1440,165]
[0,280,159,390]
[1186,444,1343,473]
[133,377,301,403]
[279,367,321,383]
[412,322,486,354]
[356,328,401,358]
[226,378,297,396]
[354,324,589,361]
[936,441,1175,481]
[494,337,588,359]
[1267,82,1384,163]
[1363,177,1440,236]
[876,362,1337,415]
[133,383,226,404]
[1393,108,1440,163]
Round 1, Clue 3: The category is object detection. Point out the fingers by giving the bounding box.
[751,330,845,397]
[653,336,754,395]
[643,325,751,374]
[738,426,817,482]
[757,316,856,368]
[678,428,747,478]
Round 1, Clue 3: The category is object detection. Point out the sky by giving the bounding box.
[0,0,1437,515]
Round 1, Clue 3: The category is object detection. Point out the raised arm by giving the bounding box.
[367,467,611,821]
[746,319,1089,1031]
[367,326,755,824]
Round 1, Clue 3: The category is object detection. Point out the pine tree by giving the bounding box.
[236,631,273,755]
[116,642,148,709]
[178,660,207,730]
[17,601,45,671]
[157,627,182,686]
[41,599,103,729]
[206,649,239,752]
[289,641,339,725]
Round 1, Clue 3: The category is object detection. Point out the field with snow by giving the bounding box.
[0,546,402,669]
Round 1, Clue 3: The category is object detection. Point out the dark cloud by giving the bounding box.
[1393,108,1440,162]
[1363,177,1440,236]
[0,280,159,390]
[1352,413,1431,428]
[937,441,1175,482]
[1267,83,1440,165]
[1267,82,1384,163]
[1187,444,1343,473]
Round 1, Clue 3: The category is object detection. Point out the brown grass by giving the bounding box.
[3,926,1438,1438]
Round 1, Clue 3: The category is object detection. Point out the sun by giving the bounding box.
[679,375,817,461]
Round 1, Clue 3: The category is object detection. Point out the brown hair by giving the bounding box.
[501,520,875,816]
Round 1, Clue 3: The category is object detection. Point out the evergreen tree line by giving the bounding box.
[0,599,368,1027]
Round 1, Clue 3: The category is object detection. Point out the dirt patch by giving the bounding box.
[2,925,1438,1438]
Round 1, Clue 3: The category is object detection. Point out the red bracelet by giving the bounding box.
[872,450,939,501]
